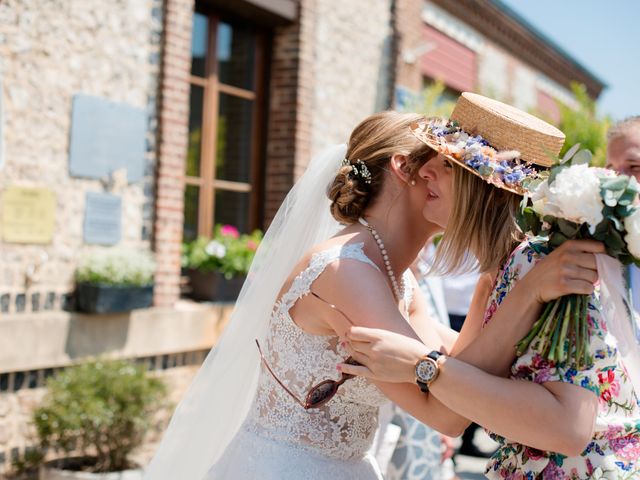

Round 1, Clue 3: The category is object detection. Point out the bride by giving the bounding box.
[144,109,602,479]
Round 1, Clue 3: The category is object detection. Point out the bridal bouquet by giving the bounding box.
[515,145,640,368]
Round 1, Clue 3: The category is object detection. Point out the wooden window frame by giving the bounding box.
[187,9,267,237]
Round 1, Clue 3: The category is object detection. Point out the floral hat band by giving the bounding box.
[410,118,543,195]
[410,92,566,195]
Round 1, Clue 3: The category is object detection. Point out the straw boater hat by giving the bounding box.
[410,92,566,195]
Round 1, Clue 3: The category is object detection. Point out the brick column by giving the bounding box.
[263,0,315,224]
[152,0,194,307]
[394,0,424,95]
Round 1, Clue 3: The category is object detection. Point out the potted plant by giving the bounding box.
[34,359,167,479]
[75,250,156,313]
[182,225,262,302]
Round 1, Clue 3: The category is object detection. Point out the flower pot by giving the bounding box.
[186,269,245,302]
[40,457,143,480]
[75,283,154,313]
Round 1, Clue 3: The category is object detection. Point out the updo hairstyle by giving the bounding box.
[327,111,436,224]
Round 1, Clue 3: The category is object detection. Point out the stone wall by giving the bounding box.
[0,0,162,310]
[310,0,394,159]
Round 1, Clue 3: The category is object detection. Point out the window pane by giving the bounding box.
[191,13,208,77]
[187,84,204,177]
[183,185,200,241]
[217,21,255,90]
[214,189,250,233]
[215,93,253,182]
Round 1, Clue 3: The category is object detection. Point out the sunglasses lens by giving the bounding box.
[307,381,337,407]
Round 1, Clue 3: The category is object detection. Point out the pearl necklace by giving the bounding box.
[358,217,404,302]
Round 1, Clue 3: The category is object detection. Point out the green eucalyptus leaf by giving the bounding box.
[547,168,562,185]
[557,218,580,237]
[609,215,623,231]
[561,143,582,164]
[549,232,569,249]
[570,149,592,166]
[615,205,633,219]
[601,175,629,191]
[605,228,626,251]
[592,219,610,238]
[618,252,635,266]
[603,189,619,207]
[617,190,636,206]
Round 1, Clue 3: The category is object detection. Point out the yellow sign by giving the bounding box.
[2,186,56,244]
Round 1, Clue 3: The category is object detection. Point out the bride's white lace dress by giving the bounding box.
[204,243,413,479]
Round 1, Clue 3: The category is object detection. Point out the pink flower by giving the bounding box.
[530,353,553,383]
[598,369,620,403]
[524,446,545,461]
[246,240,258,251]
[540,462,566,480]
[220,225,239,238]
[484,300,498,326]
[609,435,640,461]
[604,424,624,442]
[501,471,526,480]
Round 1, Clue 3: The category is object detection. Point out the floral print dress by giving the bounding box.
[483,241,640,480]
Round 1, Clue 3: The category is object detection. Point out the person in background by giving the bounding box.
[382,243,457,480]
[607,116,640,336]
[441,268,496,459]
[607,116,640,182]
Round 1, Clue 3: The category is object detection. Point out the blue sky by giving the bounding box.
[500,0,639,121]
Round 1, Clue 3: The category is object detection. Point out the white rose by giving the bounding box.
[624,208,640,258]
[544,164,604,228]
[205,240,226,258]
[531,180,559,217]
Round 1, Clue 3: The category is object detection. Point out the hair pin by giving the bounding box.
[342,158,372,184]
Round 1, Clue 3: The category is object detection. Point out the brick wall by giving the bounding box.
[263,0,314,223]
[152,0,194,306]
[395,0,425,94]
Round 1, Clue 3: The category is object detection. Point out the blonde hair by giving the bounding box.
[608,116,640,142]
[433,164,523,274]
[328,111,436,224]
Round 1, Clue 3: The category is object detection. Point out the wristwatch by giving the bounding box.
[415,351,444,393]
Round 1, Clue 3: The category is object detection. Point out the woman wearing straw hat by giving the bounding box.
[339,93,640,478]
[145,102,603,480]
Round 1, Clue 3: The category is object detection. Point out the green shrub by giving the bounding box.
[75,250,156,287]
[34,359,167,472]
[182,224,263,279]
[557,83,611,167]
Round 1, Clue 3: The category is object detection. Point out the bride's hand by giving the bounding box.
[523,239,605,304]
[338,327,429,383]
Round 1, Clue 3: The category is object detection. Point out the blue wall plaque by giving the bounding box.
[69,94,146,183]
[83,192,122,245]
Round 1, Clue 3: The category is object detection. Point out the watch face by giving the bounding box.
[416,358,437,383]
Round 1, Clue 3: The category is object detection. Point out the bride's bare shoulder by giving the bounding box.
[285,229,369,278]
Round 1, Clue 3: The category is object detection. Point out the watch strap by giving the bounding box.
[416,379,429,393]
[427,350,442,362]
